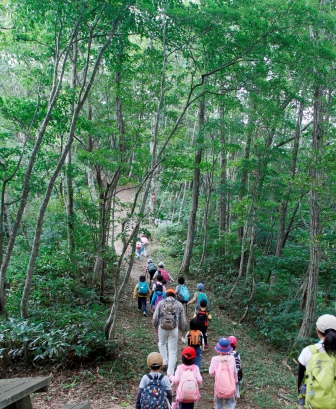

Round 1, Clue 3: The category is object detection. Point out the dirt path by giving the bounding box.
[30,186,296,409]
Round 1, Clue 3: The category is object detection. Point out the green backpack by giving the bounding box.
[304,345,336,409]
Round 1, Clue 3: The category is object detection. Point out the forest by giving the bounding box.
[0,0,336,406]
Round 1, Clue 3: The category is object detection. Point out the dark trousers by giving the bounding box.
[179,402,194,409]
[199,325,208,345]
[149,271,155,283]
[137,296,147,312]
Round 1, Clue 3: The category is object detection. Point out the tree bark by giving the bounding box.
[66,40,78,259]
[20,14,124,318]
[0,44,72,311]
[218,103,227,260]
[180,97,205,273]
[199,164,215,267]
[275,101,303,257]
[298,84,325,338]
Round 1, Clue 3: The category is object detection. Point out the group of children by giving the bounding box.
[133,259,174,316]
[136,336,242,409]
[133,258,243,408]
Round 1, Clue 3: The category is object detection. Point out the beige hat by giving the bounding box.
[316,314,336,333]
[147,352,163,367]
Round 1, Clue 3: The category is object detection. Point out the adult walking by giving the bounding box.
[153,289,186,376]
[297,314,336,409]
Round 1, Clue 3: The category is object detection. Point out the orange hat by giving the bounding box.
[166,288,176,296]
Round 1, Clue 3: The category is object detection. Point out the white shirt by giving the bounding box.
[298,341,324,367]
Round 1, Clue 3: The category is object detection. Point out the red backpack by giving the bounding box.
[196,310,208,327]
[159,269,169,282]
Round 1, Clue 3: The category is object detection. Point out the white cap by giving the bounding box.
[316,314,336,333]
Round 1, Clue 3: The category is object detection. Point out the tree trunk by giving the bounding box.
[218,103,227,260]
[298,84,324,338]
[199,165,214,267]
[275,101,303,257]
[20,16,123,318]
[180,97,205,273]
[66,40,78,259]
[177,182,187,225]
[65,150,76,257]
[0,70,68,311]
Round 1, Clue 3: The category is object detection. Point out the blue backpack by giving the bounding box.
[138,282,149,296]
[140,374,168,409]
[177,285,190,303]
[196,292,209,310]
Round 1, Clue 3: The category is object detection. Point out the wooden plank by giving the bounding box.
[61,401,91,409]
[11,396,33,409]
[0,377,50,409]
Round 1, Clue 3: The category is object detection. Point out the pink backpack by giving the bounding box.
[176,367,200,403]
[159,269,169,282]
[215,356,236,399]
[152,293,164,311]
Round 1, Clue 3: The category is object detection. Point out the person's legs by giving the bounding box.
[149,272,155,286]
[215,397,225,409]
[158,328,169,367]
[200,326,208,347]
[194,347,202,369]
[236,383,240,398]
[137,296,142,310]
[167,327,179,375]
[224,397,235,409]
[141,297,147,314]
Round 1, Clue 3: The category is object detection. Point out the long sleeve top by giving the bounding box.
[152,296,186,331]
[133,283,151,299]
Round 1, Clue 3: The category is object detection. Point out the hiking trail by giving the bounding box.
[29,186,296,409]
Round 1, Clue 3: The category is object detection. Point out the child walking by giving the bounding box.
[135,238,143,260]
[135,352,172,409]
[181,318,204,369]
[209,338,237,409]
[133,275,150,316]
[187,283,209,312]
[228,336,243,398]
[150,284,166,311]
[169,347,202,409]
[146,258,157,285]
[194,299,212,349]
[175,276,190,313]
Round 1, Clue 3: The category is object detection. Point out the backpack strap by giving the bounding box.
[308,344,319,355]
[147,374,153,381]
[304,345,320,381]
